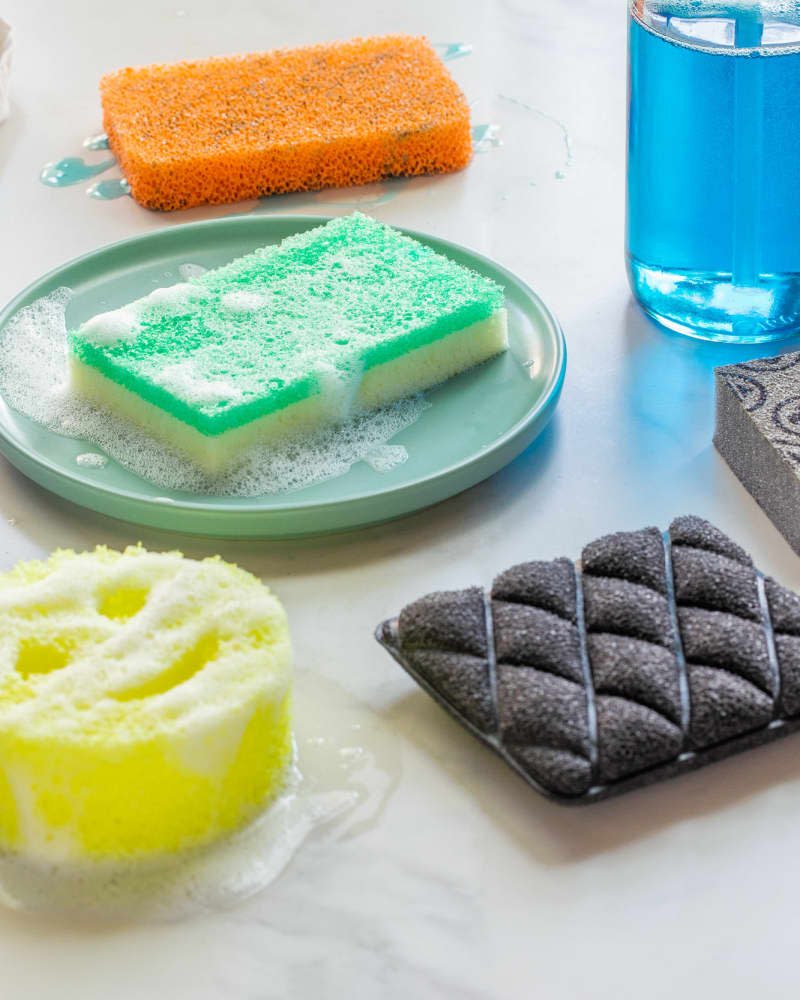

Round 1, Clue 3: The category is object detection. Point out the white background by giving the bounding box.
[1,1,800,997]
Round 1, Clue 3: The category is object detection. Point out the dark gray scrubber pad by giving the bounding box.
[582,526,667,593]
[715,353,800,556]
[376,516,800,804]
[397,587,496,732]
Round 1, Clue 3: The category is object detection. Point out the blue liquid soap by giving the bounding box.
[435,42,473,61]
[627,5,800,342]
[83,132,110,151]
[40,156,115,187]
[87,177,131,200]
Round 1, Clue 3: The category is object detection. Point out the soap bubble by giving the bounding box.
[0,289,428,497]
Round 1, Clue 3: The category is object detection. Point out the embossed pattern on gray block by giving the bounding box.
[715,352,800,555]
[376,516,800,804]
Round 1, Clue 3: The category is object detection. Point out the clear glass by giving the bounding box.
[627,1,800,342]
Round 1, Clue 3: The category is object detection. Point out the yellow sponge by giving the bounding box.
[0,546,293,863]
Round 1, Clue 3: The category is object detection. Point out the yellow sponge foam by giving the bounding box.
[0,546,293,863]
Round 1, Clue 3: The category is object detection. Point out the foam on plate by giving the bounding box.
[0,287,430,496]
[67,214,507,475]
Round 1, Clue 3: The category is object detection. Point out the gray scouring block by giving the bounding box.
[375,516,800,804]
[715,352,800,555]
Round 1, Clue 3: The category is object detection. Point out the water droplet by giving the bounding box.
[434,41,473,62]
[471,123,502,153]
[40,157,115,187]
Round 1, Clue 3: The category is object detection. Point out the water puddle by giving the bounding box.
[471,123,503,153]
[0,287,430,498]
[497,93,574,179]
[0,673,400,920]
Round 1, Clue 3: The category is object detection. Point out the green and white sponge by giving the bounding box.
[68,213,507,473]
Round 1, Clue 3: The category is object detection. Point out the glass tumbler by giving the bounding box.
[627,1,800,342]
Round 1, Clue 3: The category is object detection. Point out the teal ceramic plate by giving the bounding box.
[0,216,566,538]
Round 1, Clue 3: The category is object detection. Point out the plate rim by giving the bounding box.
[0,214,566,527]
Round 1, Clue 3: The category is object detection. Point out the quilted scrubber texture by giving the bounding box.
[100,34,472,211]
[377,516,800,802]
[0,546,293,861]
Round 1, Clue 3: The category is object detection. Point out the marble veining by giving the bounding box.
[3,1,800,999]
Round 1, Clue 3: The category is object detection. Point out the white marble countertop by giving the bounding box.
[2,0,800,996]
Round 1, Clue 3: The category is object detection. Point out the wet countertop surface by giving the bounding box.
[2,1,800,997]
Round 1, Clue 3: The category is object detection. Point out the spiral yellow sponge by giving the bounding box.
[0,546,293,863]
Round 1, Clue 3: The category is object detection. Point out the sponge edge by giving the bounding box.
[0,546,293,863]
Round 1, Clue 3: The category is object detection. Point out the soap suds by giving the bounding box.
[0,289,429,496]
[69,215,502,431]
[78,306,141,346]
[141,282,202,314]
[219,289,270,315]
[76,452,108,469]
[364,444,408,472]
[151,361,246,408]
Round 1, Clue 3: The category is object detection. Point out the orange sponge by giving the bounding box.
[100,34,472,212]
